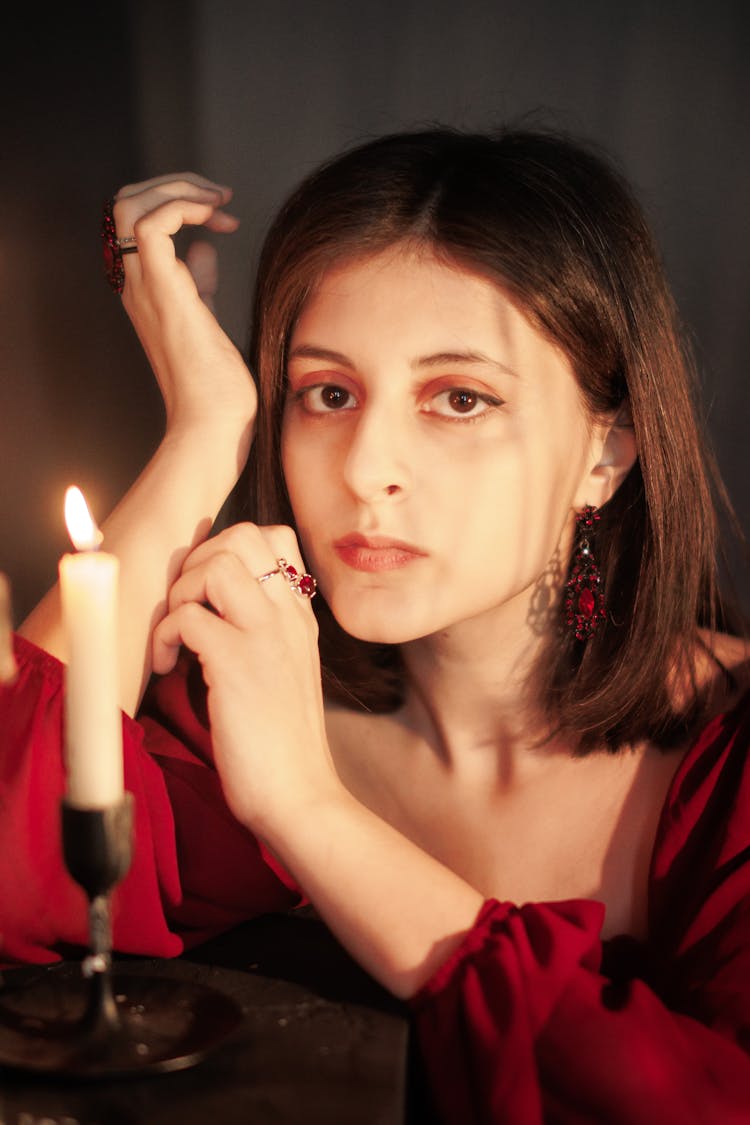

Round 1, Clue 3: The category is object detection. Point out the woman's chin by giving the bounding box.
[328,601,425,646]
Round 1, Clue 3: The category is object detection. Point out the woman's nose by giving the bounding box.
[342,407,412,503]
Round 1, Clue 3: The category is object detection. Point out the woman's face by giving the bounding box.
[281,246,609,645]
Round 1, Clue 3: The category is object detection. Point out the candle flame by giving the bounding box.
[64,486,104,551]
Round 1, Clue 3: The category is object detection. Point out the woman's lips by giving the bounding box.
[333,535,427,572]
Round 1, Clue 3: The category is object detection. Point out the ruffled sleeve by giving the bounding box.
[0,635,301,966]
[409,696,750,1125]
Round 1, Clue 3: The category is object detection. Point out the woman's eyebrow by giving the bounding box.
[288,344,519,379]
[413,350,519,378]
[287,344,355,368]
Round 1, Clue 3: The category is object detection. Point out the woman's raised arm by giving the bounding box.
[20,174,257,716]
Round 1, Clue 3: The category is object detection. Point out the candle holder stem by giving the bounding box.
[62,795,133,1040]
[80,895,119,1036]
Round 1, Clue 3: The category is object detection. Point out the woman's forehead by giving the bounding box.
[291,247,568,371]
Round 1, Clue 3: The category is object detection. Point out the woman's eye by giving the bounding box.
[427,388,503,419]
[298,384,356,413]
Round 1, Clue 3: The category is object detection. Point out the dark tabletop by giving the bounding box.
[0,908,431,1124]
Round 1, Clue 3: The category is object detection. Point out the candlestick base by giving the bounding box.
[0,959,244,1077]
[0,795,243,1078]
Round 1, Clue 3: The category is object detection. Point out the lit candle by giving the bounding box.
[59,486,123,808]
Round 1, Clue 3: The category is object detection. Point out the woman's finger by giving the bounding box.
[115,177,233,230]
[118,198,238,292]
[247,525,316,607]
[107,171,236,292]
[116,172,232,201]
[152,598,232,676]
[130,196,239,241]
[154,541,317,676]
[167,549,275,625]
[166,524,316,622]
[113,180,232,237]
[155,525,316,669]
[112,177,236,267]
[180,524,310,592]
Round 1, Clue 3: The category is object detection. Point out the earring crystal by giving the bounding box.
[564,505,606,641]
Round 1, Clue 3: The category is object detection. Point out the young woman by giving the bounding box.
[3,127,750,1122]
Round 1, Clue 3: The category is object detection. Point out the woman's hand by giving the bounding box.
[112,173,257,455]
[153,522,488,999]
[152,522,337,833]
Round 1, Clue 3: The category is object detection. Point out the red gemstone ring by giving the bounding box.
[102,198,138,294]
[276,558,317,599]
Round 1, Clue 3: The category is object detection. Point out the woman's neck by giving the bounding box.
[399,601,568,783]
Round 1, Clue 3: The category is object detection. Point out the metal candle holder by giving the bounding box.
[0,792,243,1078]
[62,795,135,1041]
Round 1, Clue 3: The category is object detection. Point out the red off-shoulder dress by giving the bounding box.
[2,634,749,1123]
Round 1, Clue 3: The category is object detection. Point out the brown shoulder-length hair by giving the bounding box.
[236,124,743,753]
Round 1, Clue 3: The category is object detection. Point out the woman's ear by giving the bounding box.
[575,400,638,509]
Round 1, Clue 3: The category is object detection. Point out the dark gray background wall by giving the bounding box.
[2,1,748,623]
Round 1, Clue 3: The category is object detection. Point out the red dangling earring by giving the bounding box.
[564,505,606,641]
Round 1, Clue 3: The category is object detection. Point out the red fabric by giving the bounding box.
[0,635,298,963]
[410,701,750,1123]
[2,635,750,1121]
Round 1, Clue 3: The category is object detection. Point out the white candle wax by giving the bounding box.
[59,488,123,808]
